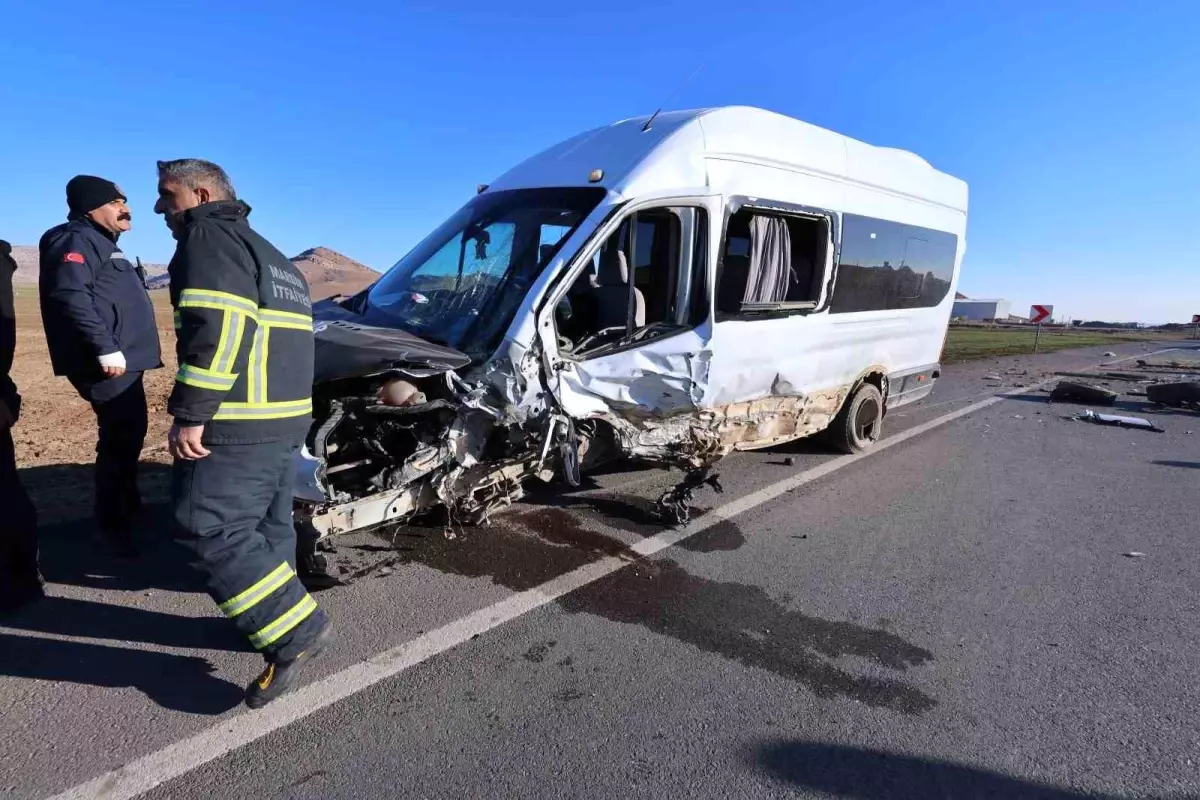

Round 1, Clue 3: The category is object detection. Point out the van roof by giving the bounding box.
[487,106,968,213]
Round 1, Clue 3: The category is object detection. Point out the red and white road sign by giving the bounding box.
[1192,314,1200,324]
[1030,304,1053,324]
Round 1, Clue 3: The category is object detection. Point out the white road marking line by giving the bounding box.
[45,347,1177,800]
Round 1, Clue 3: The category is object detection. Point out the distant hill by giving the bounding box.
[9,243,378,302]
[290,247,379,300]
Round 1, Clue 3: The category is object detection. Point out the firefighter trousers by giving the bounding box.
[172,440,326,662]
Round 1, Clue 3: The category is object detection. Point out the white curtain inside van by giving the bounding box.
[744,215,792,304]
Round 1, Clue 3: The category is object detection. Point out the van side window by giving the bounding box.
[830,215,957,313]
[556,206,708,358]
[717,208,830,317]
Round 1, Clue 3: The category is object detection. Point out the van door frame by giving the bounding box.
[533,192,722,420]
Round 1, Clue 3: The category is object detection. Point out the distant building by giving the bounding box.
[951,298,1010,321]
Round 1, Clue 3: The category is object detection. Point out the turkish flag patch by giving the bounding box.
[63,252,85,264]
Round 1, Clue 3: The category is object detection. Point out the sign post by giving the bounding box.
[1030,305,1053,353]
[1192,314,1200,340]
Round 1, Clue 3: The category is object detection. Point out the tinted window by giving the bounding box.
[830,215,957,313]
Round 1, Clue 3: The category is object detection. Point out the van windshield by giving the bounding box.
[365,187,605,357]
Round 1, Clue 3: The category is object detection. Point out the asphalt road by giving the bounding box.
[3,341,1199,800]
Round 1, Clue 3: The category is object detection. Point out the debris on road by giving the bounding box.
[1102,351,1117,357]
[1051,381,1118,405]
[657,468,724,526]
[1074,409,1163,432]
[1145,381,1200,410]
[784,456,796,467]
[1056,370,1158,383]
[1139,359,1200,372]
[984,373,1003,382]
[1124,551,1146,558]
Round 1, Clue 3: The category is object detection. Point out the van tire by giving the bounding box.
[829,383,884,454]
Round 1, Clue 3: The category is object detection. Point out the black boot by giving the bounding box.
[244,620,333,709]
[0,575,45,615]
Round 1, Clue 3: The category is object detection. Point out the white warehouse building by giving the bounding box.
[952,298,1010,321]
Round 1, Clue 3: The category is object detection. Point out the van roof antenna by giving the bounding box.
[642,63,705,132]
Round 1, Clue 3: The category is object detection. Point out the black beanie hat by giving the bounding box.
[66,175,125,215]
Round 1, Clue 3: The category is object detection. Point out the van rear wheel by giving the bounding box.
[828,383,883,454]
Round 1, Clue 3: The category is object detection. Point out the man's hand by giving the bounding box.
[99,351,127,379]
[0,399,14,433]
[169,422,210,460]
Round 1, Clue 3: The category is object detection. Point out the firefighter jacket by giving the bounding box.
[38,217,162,378]
[167,201,314,445]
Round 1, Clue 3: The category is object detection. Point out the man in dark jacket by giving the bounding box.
[38,176,162,556]
[0,239,42,613]
[155,158,330,708]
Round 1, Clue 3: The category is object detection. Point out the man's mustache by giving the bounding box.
[118,213,132,221]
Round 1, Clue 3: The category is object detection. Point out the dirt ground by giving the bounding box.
[10,291,177,524]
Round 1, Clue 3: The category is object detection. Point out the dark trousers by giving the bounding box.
[0,426,39,593]
[69,372,147,533]
[172,441,326,662]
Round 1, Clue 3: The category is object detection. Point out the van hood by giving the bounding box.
[312,297,472,383]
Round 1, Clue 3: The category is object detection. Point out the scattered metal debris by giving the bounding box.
[784,456,796,467]
[1145,382,1200,410]
[1050,381,1118,405]
[1056,370,1157,382]
[1124,551,1146,558]
[983,374,1003,382]
[1074,409,1163,432]
[656,468,724,526]
[1102,351,1116,357]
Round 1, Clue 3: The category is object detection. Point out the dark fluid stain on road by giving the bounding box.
[371,512,601,591]
[544,490,748,552]
[559,560,936,715]
[543,489,748,553]
[523,640,557,663]
[376,506,931,713]
[508,508,639,560]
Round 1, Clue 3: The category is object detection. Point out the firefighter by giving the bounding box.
[1,239,42,613]
[155,158,331,708]
[38,176,162,557]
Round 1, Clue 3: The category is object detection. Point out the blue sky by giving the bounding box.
[2,1,1197,323]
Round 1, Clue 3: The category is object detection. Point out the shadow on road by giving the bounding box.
[1151,460,1200,470]
[0,594,248,652]
[754,740,1126,799]
[0,631,243,715]
[20,462,205,593]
